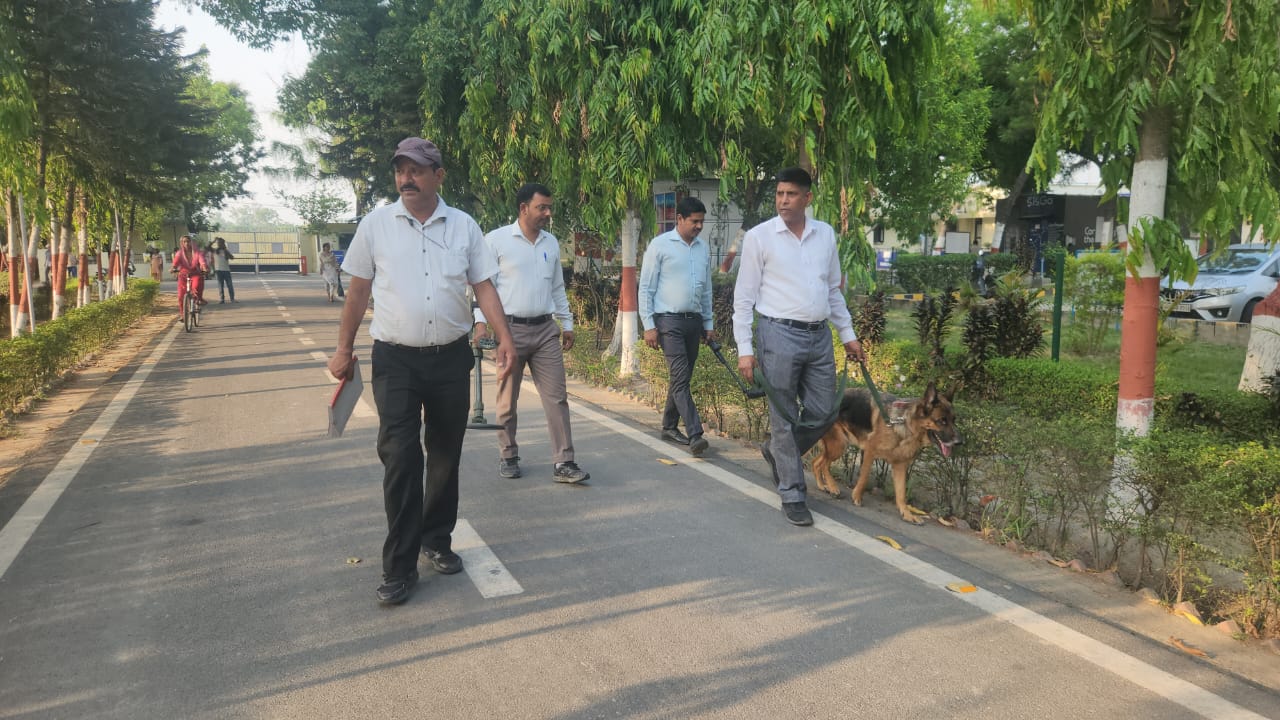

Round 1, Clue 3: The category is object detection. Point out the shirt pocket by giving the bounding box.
[442,251,469,284]
[541,252,556,280]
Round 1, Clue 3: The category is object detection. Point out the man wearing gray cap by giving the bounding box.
[328,137,517,606]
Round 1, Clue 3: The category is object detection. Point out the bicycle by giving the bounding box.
[175,271,201,332]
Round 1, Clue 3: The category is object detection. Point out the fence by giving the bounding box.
[195,231,303,271]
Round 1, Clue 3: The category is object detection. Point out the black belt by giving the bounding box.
[763,315,827,332]
[377,335,468,354]
[654,312,702,319]
[507,314,552,325]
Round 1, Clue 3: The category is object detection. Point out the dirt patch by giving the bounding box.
[0,294,177,488]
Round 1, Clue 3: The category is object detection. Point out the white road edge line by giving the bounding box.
[452,519,523,598]
[0,324,183,581]
[567,399,1266,720]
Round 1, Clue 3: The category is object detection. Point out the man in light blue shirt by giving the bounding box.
[639,196,716,455]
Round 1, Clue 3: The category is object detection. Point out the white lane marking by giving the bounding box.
[299,338,315,346]
[310,351,329,361]
[281,312,291,317]
[0,325,182,580]
[291,328,304,334]
[320,370,375,418]
[453,519,523,598]
[286,319,297,325]
[276,305,287,311]
[566,399,1267,720]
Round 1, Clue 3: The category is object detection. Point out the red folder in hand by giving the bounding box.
[328,358,363,438]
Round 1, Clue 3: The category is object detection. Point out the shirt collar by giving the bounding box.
[666,231,703,247]
[769,215,811,241]
[392,195,450,226]
[508,221,550,244]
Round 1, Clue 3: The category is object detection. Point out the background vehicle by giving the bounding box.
[1163,243,1280,323]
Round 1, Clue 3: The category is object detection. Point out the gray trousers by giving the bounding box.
[655,313,704,437]
[496,320,574,464]
[757,318,837,503]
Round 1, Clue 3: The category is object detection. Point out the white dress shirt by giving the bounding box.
[475,222,573,331]
[638,230,713,331]
[341,197,497,347]
[731,215,856,356]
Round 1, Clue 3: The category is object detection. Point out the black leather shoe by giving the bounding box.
[661,428,691,445]
[376,570,418,605]
[423,548,464,575]
[783,502,813,526]
[760,444,780,487]
[689,434,709,456]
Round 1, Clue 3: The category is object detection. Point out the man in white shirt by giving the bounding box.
[732,167,866,527]
[474,183,589,484]
[328,137,516,606]
[639,196,715,456]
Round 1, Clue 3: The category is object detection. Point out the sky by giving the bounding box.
[154,1,320,224]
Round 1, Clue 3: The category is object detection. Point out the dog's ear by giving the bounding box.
[922,381,939,408]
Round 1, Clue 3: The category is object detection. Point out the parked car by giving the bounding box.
[1163,243,1280,323]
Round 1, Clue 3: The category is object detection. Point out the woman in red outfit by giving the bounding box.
[171,235,208,317]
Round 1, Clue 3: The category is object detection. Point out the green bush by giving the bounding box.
[893,253,1018,293]
[984,357,1118,420]
[1155,390,1279,445]
[0,280,158,414]
[1064,252,1125,355]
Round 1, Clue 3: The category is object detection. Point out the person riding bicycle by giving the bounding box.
[171,235,209,318]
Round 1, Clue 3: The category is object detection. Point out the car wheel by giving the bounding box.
[1242,299,1260,324]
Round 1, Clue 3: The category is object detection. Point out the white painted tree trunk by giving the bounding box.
[50,216,66,319]
[616,207,640,378]
[1239,286,1280,393]
[76,194,90,308]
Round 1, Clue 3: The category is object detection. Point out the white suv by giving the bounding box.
[1164,244,1280,323]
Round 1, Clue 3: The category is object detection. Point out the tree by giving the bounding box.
[215,205,291,231]
[1022,0,1280,437]
[277,186,349,236]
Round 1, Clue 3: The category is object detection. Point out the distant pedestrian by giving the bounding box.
[148,247,163,282]
[328,136,516,606]
[732,167,866,527]
[473,182,589,485]
[210,237,236,303]
[318,242,342,302]
[639,196,715,456]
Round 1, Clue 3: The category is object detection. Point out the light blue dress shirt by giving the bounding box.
[638,230,714,332]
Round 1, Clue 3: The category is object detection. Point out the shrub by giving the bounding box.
[1064,252,1125,355]
[990,271,1046,358]
[984,357,1118,420]
[852,290,887,347]
[912,289,958,366]
[0,280,158,414]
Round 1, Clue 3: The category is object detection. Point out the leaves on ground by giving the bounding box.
[874,535,903,550]
[657,457,678,466]
[946,582,978,593]
[1168,637,1210,658]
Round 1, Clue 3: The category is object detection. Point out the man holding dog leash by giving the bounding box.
[732,167,866,527]
[639,196,716,456]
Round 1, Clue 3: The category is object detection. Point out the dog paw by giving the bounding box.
[900,512,925,525]
[851,494,863,507]
[823,488,842,499]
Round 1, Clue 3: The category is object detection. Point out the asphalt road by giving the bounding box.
[0,274,1276,719]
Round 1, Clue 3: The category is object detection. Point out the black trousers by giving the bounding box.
[655,313,704,437]
[371,338,471,579]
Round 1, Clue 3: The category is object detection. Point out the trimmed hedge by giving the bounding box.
[893,252,1019,293]
[984,357,1119,420]
[0,280,158,414]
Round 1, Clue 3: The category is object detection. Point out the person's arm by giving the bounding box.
[473,279,516,381]
[823,234,865,362]
[732,227,762,373]
[639,241,661,349]
[700,243,714,339]
[327,275,371,380]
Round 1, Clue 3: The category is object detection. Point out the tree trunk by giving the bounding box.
[1239,285,1280,392]
[1116,106,1172,438]
[50,182,72,319]
[76,190,90,308]
[6,191,20,335]
[15,194,37,335]
[993,167,1031,253]
[608,206,642,378]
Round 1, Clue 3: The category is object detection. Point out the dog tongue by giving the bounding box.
[940,442,953,459]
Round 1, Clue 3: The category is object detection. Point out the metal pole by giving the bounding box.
[467,337,502,429]
[1051,249,1065,362]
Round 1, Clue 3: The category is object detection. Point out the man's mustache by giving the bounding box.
[400,184,419,192]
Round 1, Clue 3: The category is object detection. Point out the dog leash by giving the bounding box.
[752,358,849,430]
[857,358,904,426]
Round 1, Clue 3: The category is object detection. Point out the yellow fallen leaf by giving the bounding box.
[345,557,362,564]
[937,516,955,527]
[1168,636,1210,658]
[946,582,978,593]
[1048,558,1070,568]
[657,458,678,466]
[1175,610,1204,626]
[874,535,903,550]
[906,504,929,516]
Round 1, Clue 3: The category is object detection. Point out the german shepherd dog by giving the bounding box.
[811,382,961,524]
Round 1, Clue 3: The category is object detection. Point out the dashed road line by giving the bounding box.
[453,519,524,598]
